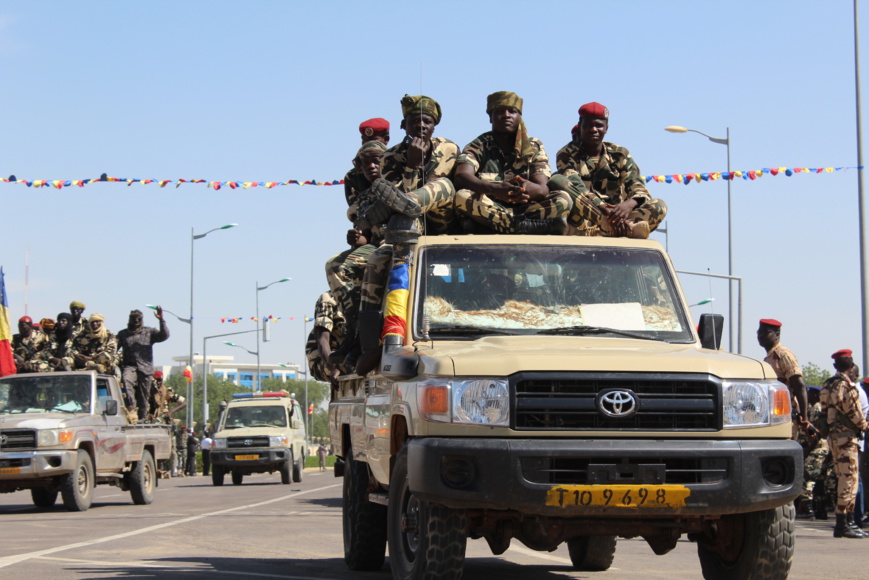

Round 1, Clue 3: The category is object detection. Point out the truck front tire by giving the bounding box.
[696,504,795,580]
[342,450,387,570]
[280,453,292,484]
[293,450,304,483]
[387,446,467,580]
[60,450,94,511]
[212,464,225,486]
[128,449,156,505]
[30,487,58,508]
[567,535,617,571]
[232,470,244,485]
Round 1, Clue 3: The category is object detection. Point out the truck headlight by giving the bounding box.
[417,378,510,426]
[211,438,227,450]
[722,380,791,428]
[37,429,73,446]
[269,435,288,447]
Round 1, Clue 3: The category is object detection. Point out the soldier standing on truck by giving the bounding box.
[549,101,667,238]
[756,318,809,431]
[117,306,170,421]
[454,90,571,235]
[11,315,48,372]
[820,349,869,538]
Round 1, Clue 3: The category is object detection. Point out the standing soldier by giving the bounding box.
[11,316,49,372]
[756,318,809,433]
[69,301,88,338]
[116,307,170,421]
[176,425,188,478]
[797,386,831,520]
[820,349,869,538]
[549,102,667,238]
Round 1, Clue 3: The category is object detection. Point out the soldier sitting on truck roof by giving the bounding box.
[454,91,571,235]
[11,315,49,373]
[66,314,119,375]
[549,101,667,238]
[31,312,74,372]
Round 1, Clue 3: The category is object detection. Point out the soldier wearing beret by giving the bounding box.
[454,91,571,235]
[756,318,809,429]
[820,349,869,537]
[549,102,667,238]
[11,316,49,373]
[69,300,88,339]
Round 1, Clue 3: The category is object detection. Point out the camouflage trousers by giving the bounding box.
[454,188,572,233]
[325,244,375,323]
[548,174,667,236]
[800,442,830,501]
[408,178,458,235]
[830,433,861,513]
[360,244,394,313]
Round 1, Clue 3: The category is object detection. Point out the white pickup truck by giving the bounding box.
[0,371,172,511]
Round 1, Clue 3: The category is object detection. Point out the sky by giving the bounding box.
[1,0,867,379]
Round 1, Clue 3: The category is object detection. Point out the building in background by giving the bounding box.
[161,355,302,390]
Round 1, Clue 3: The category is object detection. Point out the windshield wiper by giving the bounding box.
[536,325,656,341]
[427,325,518,336]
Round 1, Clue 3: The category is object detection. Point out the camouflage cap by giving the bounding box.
[486,91,523,115]
[400,94,442,125]
[353,140,387,166]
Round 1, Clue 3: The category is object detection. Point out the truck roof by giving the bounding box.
[414,234,666,250]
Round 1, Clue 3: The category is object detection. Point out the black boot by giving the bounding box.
[514,216,568,235]
[795,498,815,520]
[834,513,864,538]
[813,496,828,520]
[846,513,867,537]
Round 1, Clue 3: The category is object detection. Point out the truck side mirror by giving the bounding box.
[698,313,724,350]
[105,399,119,416]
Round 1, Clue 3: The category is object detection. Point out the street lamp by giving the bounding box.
[202,328,258,429]
[224,341,257,391]
[255,278,291,392]
[664,126,738,353]
[189,223,237,429]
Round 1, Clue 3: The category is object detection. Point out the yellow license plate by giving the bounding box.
[0,467,21,475]
[546,484,690,509]
[234,454,259,461]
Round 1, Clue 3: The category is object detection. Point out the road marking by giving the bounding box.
[0,483,341,570]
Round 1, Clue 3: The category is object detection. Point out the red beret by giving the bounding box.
[19,316,32,324]
[571,124,579,135]
[153,370,164,379]
[759,318,782,329]
[578,102,609,119]
[832,349,853,359]
[359,117,390,137]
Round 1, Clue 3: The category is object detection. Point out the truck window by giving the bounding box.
[0,375,92,414]
[95,379,111,414]
[223,405,287,428]
[416,245,692,342]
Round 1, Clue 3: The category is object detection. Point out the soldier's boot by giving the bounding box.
[514,216,568,235]
[813,496,828,520]
[795,498,815,520]
[834,513,864,538]
[626,220,651,239]
[846,513,867,537]
[461,217,497,235]
[369,178,423,217]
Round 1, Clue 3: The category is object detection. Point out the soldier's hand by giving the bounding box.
[13,354,23,366]
[155,306,164,321]
[406,137,431,169]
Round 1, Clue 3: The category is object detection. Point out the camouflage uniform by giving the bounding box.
[67,328,119,375]
[797,401,830,503]
[550,141,667,235]
[11,330,49,372]
[764,342,804,440]
[71,317,89,339]
[175,427,187,476]
[30,333,74,372]
[454,132,571,233]
[820,373,868,513]
[305,291,347,381]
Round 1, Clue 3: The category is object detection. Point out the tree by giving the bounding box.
[802,362,830,387]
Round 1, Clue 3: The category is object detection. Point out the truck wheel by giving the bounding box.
[60,450,94,512]
[696,504,795,580]
[280,453,292,484]
[30,487,58,508]
[211,464,225,486]
[292,449,304,483]
[388,446,467,580]
[342,450,386,570]
[567,535,617,571]
[231,470,244,485]
[127,449,156,505]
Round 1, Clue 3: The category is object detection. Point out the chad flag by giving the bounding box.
[0,267,17,377]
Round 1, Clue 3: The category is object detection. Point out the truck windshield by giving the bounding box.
[415,244,692,342]
[0,375,92,414]
[222,405,287,429]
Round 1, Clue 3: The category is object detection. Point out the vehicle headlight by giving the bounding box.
[37,429,73,446]
[269,435,288,447]
[417,378,510,427]
[722,380,791,428]
[211,438,227,450]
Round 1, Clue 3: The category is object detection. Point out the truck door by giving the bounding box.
[95,378,126,472]
[364,378,392,486]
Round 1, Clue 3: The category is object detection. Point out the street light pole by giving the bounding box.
[664,126,738,353]
[202,328,258,428]
[255,278,291,392]
[189,223,237,428]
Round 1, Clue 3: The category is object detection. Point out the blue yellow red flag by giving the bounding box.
[0,267,17,377]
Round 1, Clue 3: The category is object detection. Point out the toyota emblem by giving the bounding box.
[596,389,638,418]
[0,434,7,446]
[244,439,253,446]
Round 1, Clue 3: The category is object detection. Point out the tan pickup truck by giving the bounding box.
[0,371,171,511]
[330,225,802,580]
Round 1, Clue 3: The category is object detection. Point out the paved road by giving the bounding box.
[0,468,864,579]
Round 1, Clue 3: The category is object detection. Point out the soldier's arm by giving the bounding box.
[620,150,652,205]
[153,317,170,343]
[788,374,809,423]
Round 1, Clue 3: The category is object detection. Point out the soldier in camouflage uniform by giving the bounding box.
[148,370,185,476]
[30,312,74,372]
[305,291,346,394]
[820,349,869,537]
[66,313,118,375]
[343,117,390,211]
[548,102,667,238]
[11,316,49,372]
[796,387,830,519]
[454,91,571,235]
[69,300,88,338]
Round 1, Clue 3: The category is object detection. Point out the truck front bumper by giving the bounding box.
[408,438,803,517]
[209,448,289,468]
[0,450,77,480]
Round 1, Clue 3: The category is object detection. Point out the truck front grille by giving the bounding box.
[0,429,37,450]
[522,456,729,485]
[227,436,270,448]
[513,372,720,431]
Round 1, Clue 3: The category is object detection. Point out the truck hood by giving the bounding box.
[214,426,288,439]
[415,336,770,379]
[0,412,94,430]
